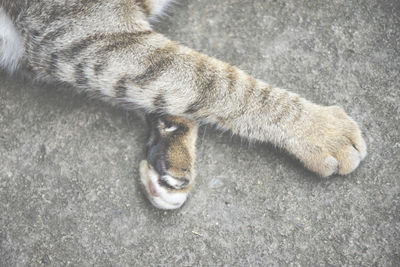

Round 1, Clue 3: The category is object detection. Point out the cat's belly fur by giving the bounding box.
[0,7,24,72]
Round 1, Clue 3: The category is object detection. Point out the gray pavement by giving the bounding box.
[1,0,399,266]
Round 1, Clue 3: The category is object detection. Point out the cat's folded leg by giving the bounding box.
[140,113,198,209]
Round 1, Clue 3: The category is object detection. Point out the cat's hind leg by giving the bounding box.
[140,113,198,209]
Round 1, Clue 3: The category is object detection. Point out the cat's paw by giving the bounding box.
[140,114,197,209]
[139,160,193,210]
[295,105,367,177]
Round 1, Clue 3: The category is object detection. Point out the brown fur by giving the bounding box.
[146,113,197,192]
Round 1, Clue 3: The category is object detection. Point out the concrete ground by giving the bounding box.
[1,0,399,266]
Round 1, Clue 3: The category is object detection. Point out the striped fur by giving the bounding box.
[0,0,366,209]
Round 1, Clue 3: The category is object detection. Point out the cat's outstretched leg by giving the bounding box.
[16,1,366,180]
[140,113,198,209]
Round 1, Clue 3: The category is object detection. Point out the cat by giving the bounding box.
[0,0,367,209]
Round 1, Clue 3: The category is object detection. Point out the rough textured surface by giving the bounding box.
[1,0,399,266]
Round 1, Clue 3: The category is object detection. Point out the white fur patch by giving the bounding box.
[164,125,178,132]
[162,174,185,188]
[139,160,188,210]
[0,8,25,72]
[149,0,177,20]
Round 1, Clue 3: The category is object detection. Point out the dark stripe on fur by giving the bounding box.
[135,0,151,16]
[60,34,103,58]
[115,77,128,99]
[153,94,167,113]
[271,92,290,124]
[247,77,257,100]
[75,63,88,86]
[226,65,238,92]
[184,57,218,115]
[47,53,59,76]
[59,31,152,60]
[94,63,105,76]
[290,96,303,124]
[262,85,273,104]
[41,24,69,43]
[133,45,177,87]
[184,99,203,114]
[97,31,153,53]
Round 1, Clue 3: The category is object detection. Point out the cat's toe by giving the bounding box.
[331,107,367,175]
[334,145,361,175]
[317,156,339,177]
[348,126,367,160]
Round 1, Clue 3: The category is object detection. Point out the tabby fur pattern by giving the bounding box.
[0,0,367,209]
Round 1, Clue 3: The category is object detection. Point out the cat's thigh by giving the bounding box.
[139,113,198,209]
